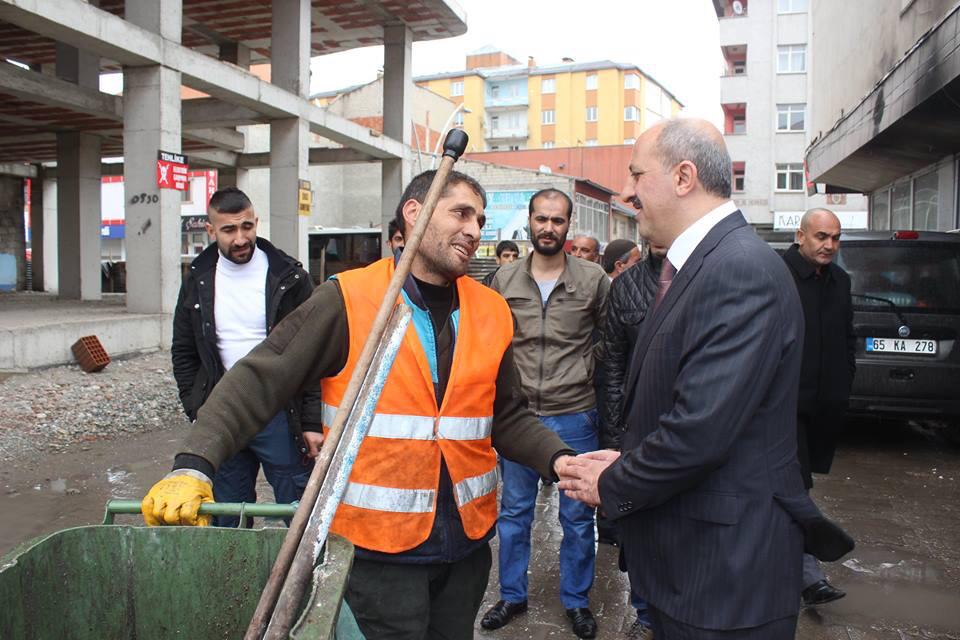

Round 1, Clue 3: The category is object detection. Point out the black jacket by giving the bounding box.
[595,254,661,449]
[782,244,856,485]
[171,237,322,437]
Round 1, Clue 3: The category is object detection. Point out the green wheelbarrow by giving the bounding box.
[0,501,363,640]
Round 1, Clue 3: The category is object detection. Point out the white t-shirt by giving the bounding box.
[214,246,269,371]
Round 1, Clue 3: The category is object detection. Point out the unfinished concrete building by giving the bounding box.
[0,0,466,368]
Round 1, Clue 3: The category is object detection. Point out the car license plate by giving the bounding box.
[865,338,938,355]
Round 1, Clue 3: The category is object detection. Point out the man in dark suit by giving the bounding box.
[783,208,856,606]
[559,119,853,638]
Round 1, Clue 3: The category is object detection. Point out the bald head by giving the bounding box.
[797,207,842,268]
[653,118,732,198]
[800,207,840,232]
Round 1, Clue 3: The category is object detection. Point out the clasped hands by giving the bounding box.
[553,450,620,507]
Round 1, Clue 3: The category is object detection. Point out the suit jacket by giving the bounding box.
[598,212,853,630]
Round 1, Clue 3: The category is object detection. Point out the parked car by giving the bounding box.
[834,231,960,422]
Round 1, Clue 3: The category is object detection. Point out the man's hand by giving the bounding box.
[558,450,620,507]
[141,471,214,527]
[302,431,325,458]
[553,454,574,480]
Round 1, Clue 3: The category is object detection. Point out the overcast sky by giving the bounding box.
[310,0,723,125]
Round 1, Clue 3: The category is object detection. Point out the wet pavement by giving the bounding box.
[0,419,958,639]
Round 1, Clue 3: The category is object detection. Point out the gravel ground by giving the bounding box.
[0,349,186,463]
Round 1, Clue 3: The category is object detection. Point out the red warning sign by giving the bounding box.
[157,150,189,191]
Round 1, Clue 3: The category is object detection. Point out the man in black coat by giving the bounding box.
[171,187,320,526]
[782,207,856,606]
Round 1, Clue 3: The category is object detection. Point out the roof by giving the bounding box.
[413,58,684,107]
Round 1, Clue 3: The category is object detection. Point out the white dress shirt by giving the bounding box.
[666,200,739,272]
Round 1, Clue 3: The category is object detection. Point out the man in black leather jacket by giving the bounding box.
[171,187,321,526]
[595,244,665,449]
[593,242,665,639]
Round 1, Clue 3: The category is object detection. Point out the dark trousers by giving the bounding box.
[649,607,798,640]
[211,411,312,527]
[345,543,492,640]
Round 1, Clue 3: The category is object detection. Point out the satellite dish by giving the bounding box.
[733,0,744,14]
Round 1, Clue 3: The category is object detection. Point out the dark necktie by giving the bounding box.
[654,258,676,310]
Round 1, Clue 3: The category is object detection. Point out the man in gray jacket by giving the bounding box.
[482,189,609,639]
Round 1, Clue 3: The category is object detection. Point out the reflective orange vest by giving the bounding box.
[322,258,512,553]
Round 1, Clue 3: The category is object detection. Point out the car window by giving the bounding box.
[836,242,960,313]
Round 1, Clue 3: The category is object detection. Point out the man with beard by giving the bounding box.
[170,187,319,527]
[144,171,576,640]
[482,189,610,639]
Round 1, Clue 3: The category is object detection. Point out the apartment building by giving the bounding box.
[713,0,867,230]
[414,46,683,153]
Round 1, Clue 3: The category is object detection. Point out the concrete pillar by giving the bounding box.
[0,176,25,291]
[123,0,182,316]
[29,169,43,291]
[381,24,413,256]
[269,0,310,262]
[55,44,102,300]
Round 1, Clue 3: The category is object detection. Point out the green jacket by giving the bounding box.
[491,252,610,416]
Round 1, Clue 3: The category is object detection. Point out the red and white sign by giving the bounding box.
[157,150,189,191]
[204,169,218,207]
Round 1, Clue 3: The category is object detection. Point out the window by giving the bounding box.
[586,74,598,90]
[872,188,890,230]
[508,144,521,151]
[776,103,806,131]
[624,106,639,121]
[732,114,746,134]
[624,74,640,90]
[586,106,598,122]
[541,109,555,125]
[775,163,804,191]
[623,138,635,145]
[543,141,555,149]
[454,110,464,126]
[490,84,500,98]
[891,182,911,228]
[777,45,806,73]
[732,59,746,74]
[574,193,610,242]
[733,164,745,192]
[450,80,463,96]
[913,171,939,230]
[778,0,807,13]
[490,114,499,130]
[586,139,598,146]
[542,78,556,94]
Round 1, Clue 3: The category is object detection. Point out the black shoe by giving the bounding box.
[801,579,846,606]
[565,607,598,639]
[480,599,528,630]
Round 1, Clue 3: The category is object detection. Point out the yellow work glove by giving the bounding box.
[141,470,214,527]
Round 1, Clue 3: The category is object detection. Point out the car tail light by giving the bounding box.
[893,230,920,239]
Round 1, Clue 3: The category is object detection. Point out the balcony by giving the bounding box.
[485,94,529,109]
[717,12,751,46]
[720,74,749,104]
[485,125,529,140]
[722,103,747,136]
